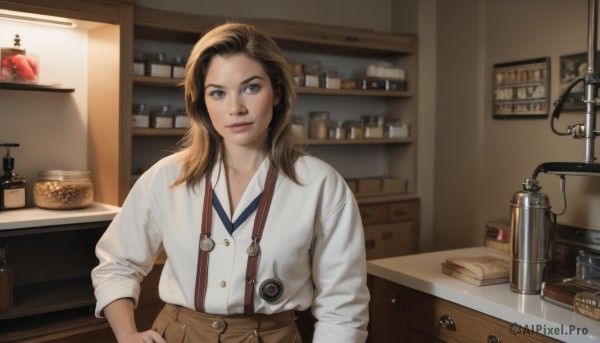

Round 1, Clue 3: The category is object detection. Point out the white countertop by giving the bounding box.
[0,202,120,231]
[367,247,600,343]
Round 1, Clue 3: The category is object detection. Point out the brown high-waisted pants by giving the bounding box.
[151,304,303,342]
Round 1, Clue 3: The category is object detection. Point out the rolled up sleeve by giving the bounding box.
[91,177,163,318]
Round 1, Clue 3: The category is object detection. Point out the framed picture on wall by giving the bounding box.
[559,52,599,111]
[492,57,550,119]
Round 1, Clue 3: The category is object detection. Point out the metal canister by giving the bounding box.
[509,178,554,294]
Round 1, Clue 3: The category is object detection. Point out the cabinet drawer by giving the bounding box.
[432,299,558,343]
[359,203,389,225]
[364,222,412,260]
[389,200,418,222]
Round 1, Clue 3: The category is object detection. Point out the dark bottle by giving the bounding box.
[0,245,13,311]
[0,143,27,210]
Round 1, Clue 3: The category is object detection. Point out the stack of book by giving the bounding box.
[441,255,510,286]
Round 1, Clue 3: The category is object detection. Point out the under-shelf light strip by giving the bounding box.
[0,10,76,29]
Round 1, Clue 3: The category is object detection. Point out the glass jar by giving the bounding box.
[345,121,364,139]
[33,170,94,210]
[133,52,146,76]
[321,71,341,90]
[132,103,150,128]
[386,119,409,138]
[309,112,329,139]
[328,121,346,139]
[172,55,186,79]
[361,115,384,138]
[303,63,321,88]
[291,115,306,141]
[151,105,173,128]
[145,52,171,77]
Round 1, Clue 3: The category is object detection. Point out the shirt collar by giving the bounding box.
[209,157,270,220]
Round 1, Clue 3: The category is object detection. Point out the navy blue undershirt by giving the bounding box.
[212,190,263,235]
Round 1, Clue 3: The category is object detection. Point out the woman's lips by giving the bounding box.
[227,122,252,132]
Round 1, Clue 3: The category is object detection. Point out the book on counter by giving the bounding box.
[441,255,510,286]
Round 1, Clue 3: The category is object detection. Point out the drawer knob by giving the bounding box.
[390,296,403,308]
[487,335,501,343]
[439,315,456,331]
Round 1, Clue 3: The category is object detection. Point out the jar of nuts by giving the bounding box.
[33,170,94,210]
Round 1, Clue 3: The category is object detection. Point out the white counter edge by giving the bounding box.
[0,202,120,230]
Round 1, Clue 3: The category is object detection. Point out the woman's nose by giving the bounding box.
[229,94,248,116]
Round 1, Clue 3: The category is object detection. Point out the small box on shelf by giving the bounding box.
[357,178,382,194]
[382,177,406,193]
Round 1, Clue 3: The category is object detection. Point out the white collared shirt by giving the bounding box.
[92,152,369,342]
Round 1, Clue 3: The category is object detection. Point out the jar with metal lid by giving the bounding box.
[328,121,346,139]
[345,121,364,139]
[33,170,94,210]
[151,105,173,128]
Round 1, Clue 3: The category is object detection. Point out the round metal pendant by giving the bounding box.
[247,242,260,257]
[259,278,285,302]
[199,236,215,252]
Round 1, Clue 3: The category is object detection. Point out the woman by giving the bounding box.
[92,22,369,343]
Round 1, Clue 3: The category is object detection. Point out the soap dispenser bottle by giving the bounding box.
[0,143,26,210]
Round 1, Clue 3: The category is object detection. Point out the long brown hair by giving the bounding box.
[173,22,304,188]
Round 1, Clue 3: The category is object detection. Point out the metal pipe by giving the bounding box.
[584,0,598,163]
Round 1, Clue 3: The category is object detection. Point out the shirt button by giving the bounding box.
[220,281,226,287]
[211,321,222,330]
[224,239,230,246]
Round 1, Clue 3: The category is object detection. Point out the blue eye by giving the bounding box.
[208,90,225,99]
[244,84,261,93]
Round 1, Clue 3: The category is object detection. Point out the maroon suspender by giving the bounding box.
[244,165,277,313]
[194,172,214,312]
[194,165,277,313]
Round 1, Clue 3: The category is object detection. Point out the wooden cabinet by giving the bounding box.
[368,275,562,343]
[360,198,419,259]
[0,221,113,342]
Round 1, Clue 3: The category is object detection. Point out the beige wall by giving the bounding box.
[434,0,482,250]
[435,0,600,251]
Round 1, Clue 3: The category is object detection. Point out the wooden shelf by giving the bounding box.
[249,18,417,58]
[304,137,412,145]
[133,75,184,87]
[0,82,74,93]
[0,306,109,343]
[133,127,187,136]
[0,276,95,321]
[297,86,411,98]
[355,192,418,205]
[132,76,412,98]
[132,128,413,145]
